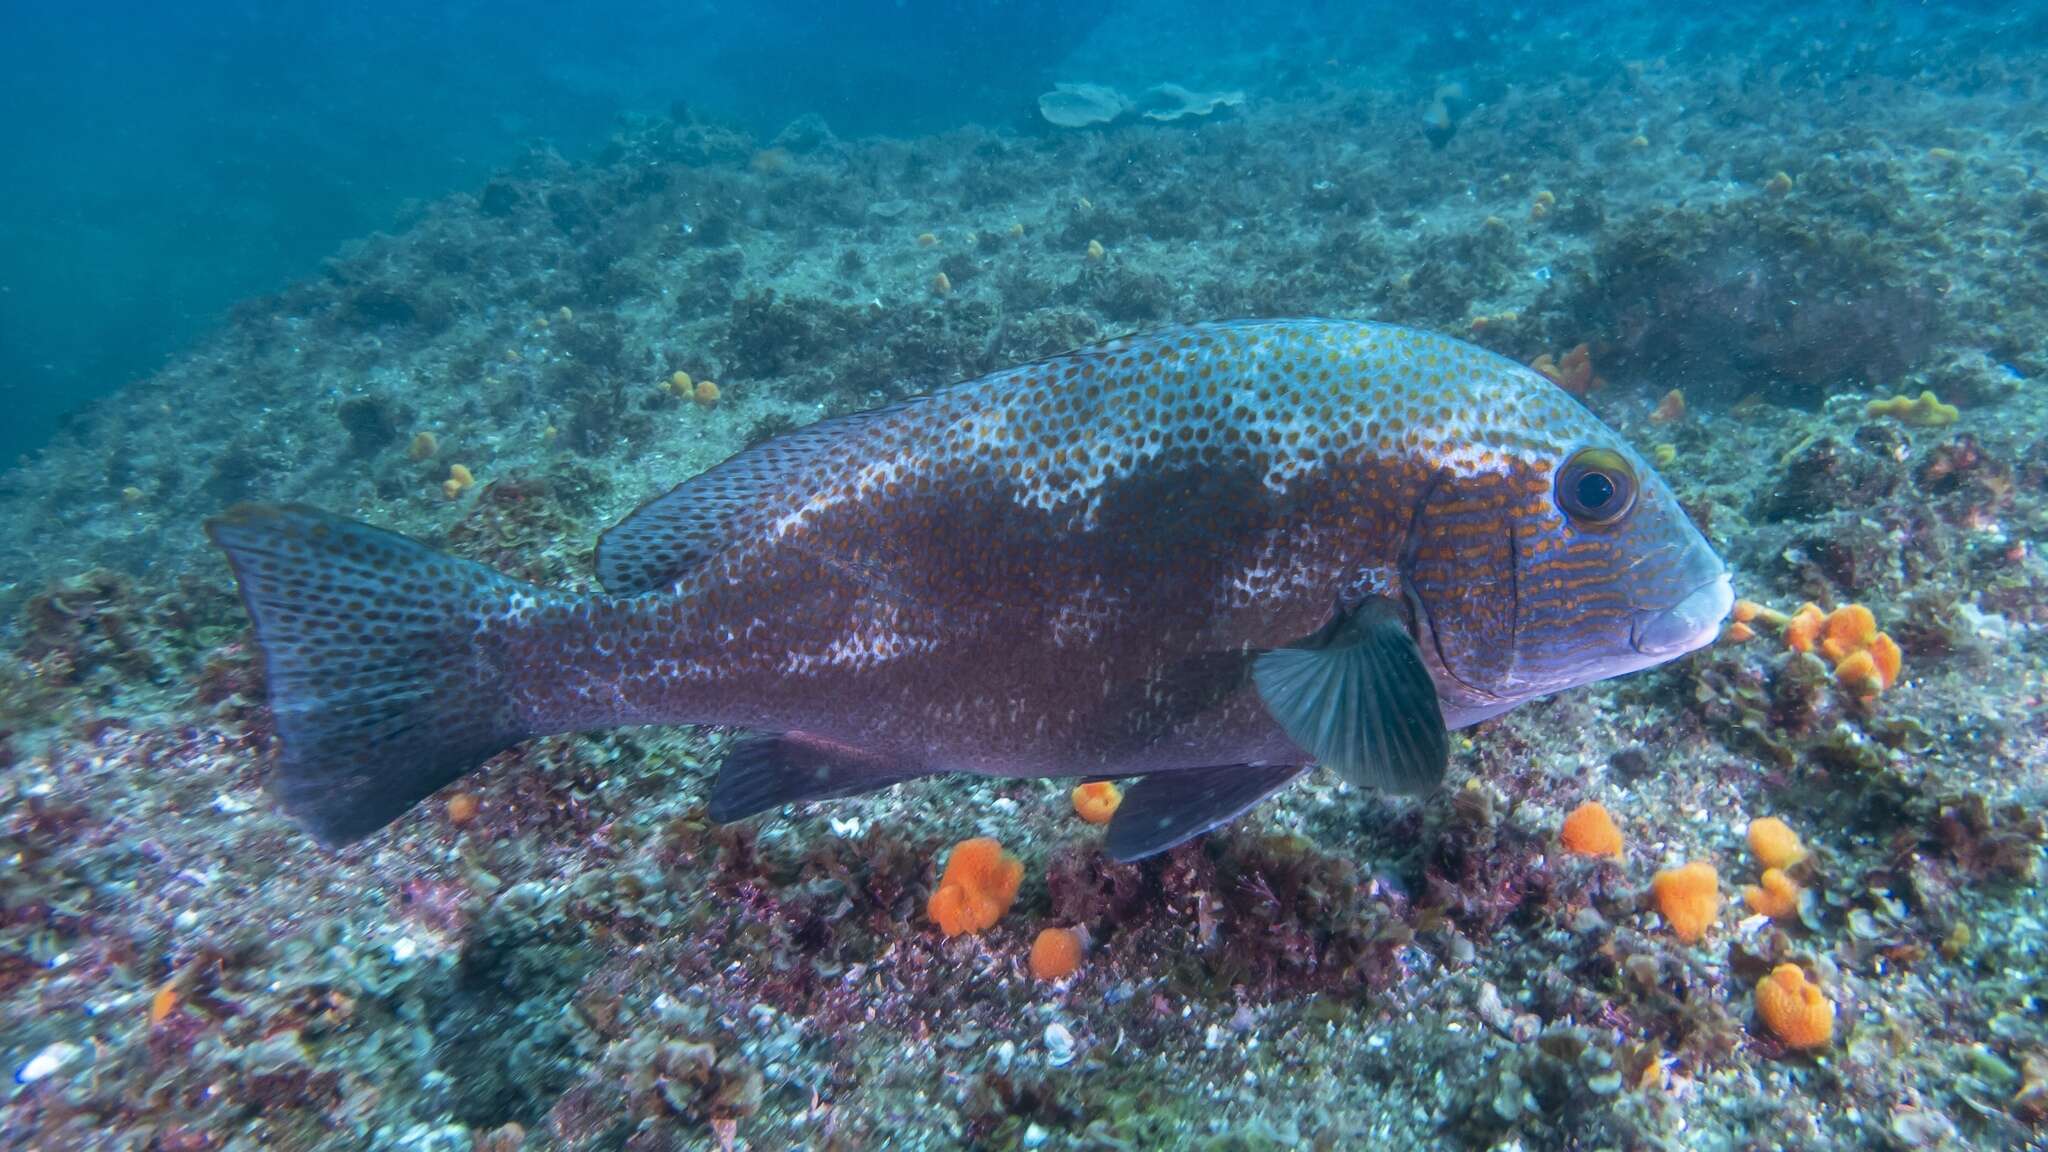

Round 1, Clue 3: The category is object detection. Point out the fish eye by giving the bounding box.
[1556,447,1636,524]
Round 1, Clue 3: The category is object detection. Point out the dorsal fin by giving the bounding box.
[595,398,935,594]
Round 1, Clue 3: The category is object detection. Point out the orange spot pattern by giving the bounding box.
[1651,861,1721,943]
[927,837,1023,937]
[1755,964,1835,1049]
[1559,801,1624,859]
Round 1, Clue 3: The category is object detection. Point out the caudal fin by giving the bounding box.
[206,504,542,846]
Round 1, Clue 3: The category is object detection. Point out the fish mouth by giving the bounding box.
[1631,571,1734,658]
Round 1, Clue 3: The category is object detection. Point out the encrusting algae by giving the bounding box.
[1651,861,1722,943]
[1755,964,1836,1050]
[1865,390,1959,427]
[927,837,1024,937]
[1559,800,1625,859]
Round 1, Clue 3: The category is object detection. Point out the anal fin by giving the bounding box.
[708,732,937,822]
[1105,763,1307,862]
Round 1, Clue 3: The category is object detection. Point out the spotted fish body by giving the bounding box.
[209,320,1731,851]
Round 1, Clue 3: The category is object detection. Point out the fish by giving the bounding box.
[206,319,1731,859]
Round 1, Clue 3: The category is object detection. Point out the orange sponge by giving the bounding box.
[1071,781,1122,825]
[1029,927,1085,981]
[1868,632,1903,689]
[1835,650,1883,697]
[1755,964,1835,1049]
[1818,605,1878,664]
[927,838,1024,937]
[1651,861,1722,944]
[1747,817,1807,870]
[1783,603,1825,654]
[1559,801,1624,859]
[1743,868,1801,920]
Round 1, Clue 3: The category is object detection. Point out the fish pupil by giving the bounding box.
[1576,471,1616,511]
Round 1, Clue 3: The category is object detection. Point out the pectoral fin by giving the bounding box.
[1105,763,1307,862]
[1250,597,1448,794]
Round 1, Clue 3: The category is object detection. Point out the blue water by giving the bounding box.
[14,0,2024,465]
[0,0,1114,464]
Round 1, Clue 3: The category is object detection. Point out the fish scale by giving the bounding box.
[208,318,1729,854]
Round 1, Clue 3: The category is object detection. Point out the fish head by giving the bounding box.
[1404,380,1730,720]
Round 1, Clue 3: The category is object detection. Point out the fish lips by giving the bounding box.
[1630,571,1734,658]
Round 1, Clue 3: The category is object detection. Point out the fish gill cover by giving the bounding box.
[2,3,2048,1150]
